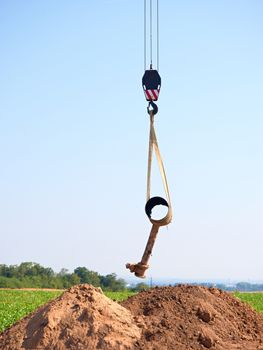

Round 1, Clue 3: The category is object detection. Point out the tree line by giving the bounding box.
[0,262,138,291]
[4,262,260,292]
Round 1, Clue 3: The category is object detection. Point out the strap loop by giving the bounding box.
[126,108,172,278]
[146,111,172,226]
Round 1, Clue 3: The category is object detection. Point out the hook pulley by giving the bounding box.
[142,69,161,102]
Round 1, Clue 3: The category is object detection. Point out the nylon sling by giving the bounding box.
[146,111,172,226]
[126,110,172,278]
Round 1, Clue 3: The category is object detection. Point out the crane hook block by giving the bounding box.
[142,69,161,101]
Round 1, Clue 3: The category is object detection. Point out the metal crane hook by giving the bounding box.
[147,101,158,115]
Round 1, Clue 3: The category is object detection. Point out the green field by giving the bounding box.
[104,290,135,301]
[0,290,62,333]
[1,290,263,333]
[234,292,263,314]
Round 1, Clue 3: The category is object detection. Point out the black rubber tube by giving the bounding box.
[145,196,169,219]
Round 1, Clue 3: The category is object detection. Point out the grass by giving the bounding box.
[234,292,263,313]
[0,290,62,333]
[104,290,135,301]
[0,289,134,333]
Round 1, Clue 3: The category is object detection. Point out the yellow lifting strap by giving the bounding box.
[126,110,172,278]
[147,111,172,226]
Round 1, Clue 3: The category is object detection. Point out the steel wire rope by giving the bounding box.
[157,0,159,71]
[144,0,146,71]
[144,0,159,71]
[150,0,153,67]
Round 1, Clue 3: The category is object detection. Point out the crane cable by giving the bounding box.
[150,0,153,67]
[144,0,159,70]
[157,0,159,71]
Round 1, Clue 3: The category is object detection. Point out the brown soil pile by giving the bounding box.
[1,284,263,350]
[0,285,141,350]
[122,285,263,349]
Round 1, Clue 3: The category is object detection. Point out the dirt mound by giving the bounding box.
[0,284,141,350]
[122,285,263,349]
[1,284,263,350]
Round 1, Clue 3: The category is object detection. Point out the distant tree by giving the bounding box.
[10,262,55,279]
[0,276,11,288]
[100,273,126,291]
[74,267,100,286]
[132,282,149,292]
[58,268,69,276]
[17,262,37,277]
[0,265,7,277]
[0,264,17,278]
[0,276,21,288]
[69,273,81,286]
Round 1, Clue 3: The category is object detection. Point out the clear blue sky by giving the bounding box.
[0,0,262,282]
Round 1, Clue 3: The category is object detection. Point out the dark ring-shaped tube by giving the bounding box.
[145,196,169,219]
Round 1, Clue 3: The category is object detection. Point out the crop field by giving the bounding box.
[0,290,62,332]
[0,290,263,333]
[104,290,135,302]
[234,292,263,314]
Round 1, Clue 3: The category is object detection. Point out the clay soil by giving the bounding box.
[1,284,263,350]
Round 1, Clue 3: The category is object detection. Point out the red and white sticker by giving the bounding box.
[144,89,160,101]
